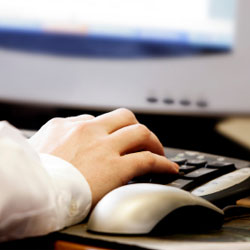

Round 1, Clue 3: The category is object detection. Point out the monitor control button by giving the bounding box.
[180,99,191,106]
[147,97,158,103]
[197,100,208,108]
[163,98,175,105]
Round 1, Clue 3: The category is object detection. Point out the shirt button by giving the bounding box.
[69,199,78,216]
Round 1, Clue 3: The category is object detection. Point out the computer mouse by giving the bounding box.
[87,184,224,235]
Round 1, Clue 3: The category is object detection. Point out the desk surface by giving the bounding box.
[59,214,250,250]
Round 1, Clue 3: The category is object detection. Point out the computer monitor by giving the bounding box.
[0,0,249,116]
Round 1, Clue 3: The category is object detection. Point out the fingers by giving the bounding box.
[121,151,179,182]
[94,108,138,134]
[109,124,165,156]
[64,109,138,135]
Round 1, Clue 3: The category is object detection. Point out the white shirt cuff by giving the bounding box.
[39,153,92,229]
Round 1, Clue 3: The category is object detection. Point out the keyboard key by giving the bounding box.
[169,157,187,165]
[186,159,207,168]
[179,165,197,174]
[184,168,218,179]
[168,179,194,190]
[150,173,179,184]
[197,155,205,160]
[185,151,198,156]
[206,161,236,170]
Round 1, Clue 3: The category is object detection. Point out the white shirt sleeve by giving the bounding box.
[0,122,92,242]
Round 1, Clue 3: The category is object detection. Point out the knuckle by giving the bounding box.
[75,120,92,132]
[117,108,136,122]
[79,114,95,120]
[136,124,151,139]
[143,151,156,168]
[69,114,95,120]
[86,114,95,119]
[48,117,63,125]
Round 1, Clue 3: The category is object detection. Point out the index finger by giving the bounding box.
[120,151,179,183]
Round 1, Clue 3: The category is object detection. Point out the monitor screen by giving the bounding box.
[0,0,236,57]
[0,0,249,116]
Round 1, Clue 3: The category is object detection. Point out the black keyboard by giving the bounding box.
[130,148,250,209]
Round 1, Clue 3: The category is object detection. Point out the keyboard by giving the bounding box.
[130,148,250,209]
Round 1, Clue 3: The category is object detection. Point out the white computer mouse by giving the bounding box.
[87,184,224,235]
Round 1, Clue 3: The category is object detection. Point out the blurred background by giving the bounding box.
[0,0,249,160]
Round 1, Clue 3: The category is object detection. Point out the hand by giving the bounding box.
[29,108,179,207]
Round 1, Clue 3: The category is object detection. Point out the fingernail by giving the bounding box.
[173,163,179,172]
